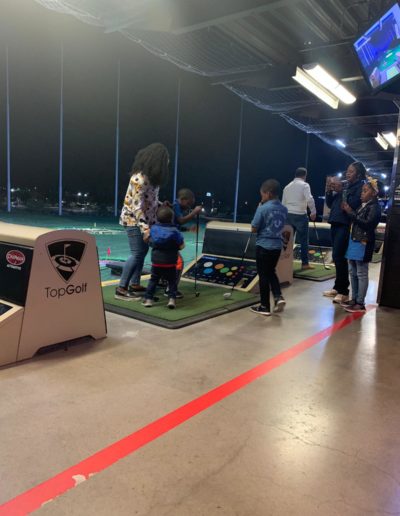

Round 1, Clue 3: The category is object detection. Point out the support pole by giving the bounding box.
[6,47,11,213]
[114,60,121,217]
[173,79,181,200]
[305,132,310,169]
[377,106,400,308]
[233,99,244,223]
[58,45,64,216]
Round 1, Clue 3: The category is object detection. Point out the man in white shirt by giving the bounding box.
[282,167,316,270]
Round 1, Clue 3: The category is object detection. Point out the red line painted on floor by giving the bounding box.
[0,308,374,515]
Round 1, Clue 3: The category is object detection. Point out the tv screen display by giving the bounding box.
[353,3,400,91]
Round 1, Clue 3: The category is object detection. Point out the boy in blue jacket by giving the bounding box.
[250,179,288,316]
[143,206,184,309]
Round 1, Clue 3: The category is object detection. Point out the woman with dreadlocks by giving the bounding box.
[115,143,169,300]
[341,177,381,313]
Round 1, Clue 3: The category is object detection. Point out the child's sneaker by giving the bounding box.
[142,299,153,308]
[341,299,356,308]
[115,287,139,301]
[164,290,183,299]
[250,305,271,316]
[167,298,176,309]
[273,296,286,313]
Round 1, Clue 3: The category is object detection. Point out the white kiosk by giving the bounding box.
[183,221,293,290]
[0,223,107,366]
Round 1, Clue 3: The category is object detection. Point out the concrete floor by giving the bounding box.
[1,263,400,516]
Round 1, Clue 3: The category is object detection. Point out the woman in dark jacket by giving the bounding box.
[341,179,381,313]
[323,161,366,303]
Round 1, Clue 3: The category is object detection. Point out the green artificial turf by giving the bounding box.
[103,280,258,328]
[293,261,336,281]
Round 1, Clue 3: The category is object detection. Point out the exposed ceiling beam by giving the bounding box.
[171,0,303,35]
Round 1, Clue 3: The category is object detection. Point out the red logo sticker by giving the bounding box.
[6,250,26,266]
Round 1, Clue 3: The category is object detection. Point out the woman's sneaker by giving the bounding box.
[128,284,146,293]
[142,299,153,308]
[333,294,349,304]
[250,305,271,316]
[323,289,338,297]
[273,296,286,313]
[115,287,140,301]
[167,298,176,309]
[344,304,366,313]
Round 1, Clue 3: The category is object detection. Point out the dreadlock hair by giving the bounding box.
[131,143,169,187]
[350,161,367,181]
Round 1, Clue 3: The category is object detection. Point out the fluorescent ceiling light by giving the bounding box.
[382,132,397,148]
[293,67,338,109]
[335,139,346,148]
[303,64,356,104]
[375,133,389,150]
[381,173,387,179]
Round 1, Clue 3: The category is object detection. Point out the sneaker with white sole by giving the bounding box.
[323,289,338,297]
[115,287,140,301]
[164,290,183,299]
[142,299,153,308]
[250,305,271,316]
[274,296,286,313]
[341,299,356,308]
[167,298,176,309]
[333,294,349,304]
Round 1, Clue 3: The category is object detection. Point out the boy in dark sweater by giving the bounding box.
[143,206,184,309]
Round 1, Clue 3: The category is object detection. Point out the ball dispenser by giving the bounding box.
[0,222,106,366]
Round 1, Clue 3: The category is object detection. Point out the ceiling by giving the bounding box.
[35,0,400,180]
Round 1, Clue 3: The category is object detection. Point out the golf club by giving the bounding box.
[223,232,253,299]
[194,213,200,297]
[313,221,331,270]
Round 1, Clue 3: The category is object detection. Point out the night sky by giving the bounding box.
[0,0,351,217]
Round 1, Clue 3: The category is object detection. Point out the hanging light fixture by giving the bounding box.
[292,67,339,109]
[382,132,397,148]
[303,64,356,104]
[375,132,397,149]
[293,64,357,109]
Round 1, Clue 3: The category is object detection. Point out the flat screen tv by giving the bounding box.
[353,2,400,92]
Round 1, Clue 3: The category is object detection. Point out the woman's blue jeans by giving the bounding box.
[348,259,369,305]
[119,226,149,288]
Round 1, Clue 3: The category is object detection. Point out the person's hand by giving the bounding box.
[333,181,343,193]
[143,229,150,242]
[310,213,316,222]
[341,202,352,214]
[162,200,172,207]
[192,205,202,215]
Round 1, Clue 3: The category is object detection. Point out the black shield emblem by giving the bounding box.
[47,240,86,282]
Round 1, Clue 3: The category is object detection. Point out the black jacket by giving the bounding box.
[348,198,381,262]
[326,179,363,226]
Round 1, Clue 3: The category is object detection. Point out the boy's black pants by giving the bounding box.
[256,246,282,309]
[145,266,177,299]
